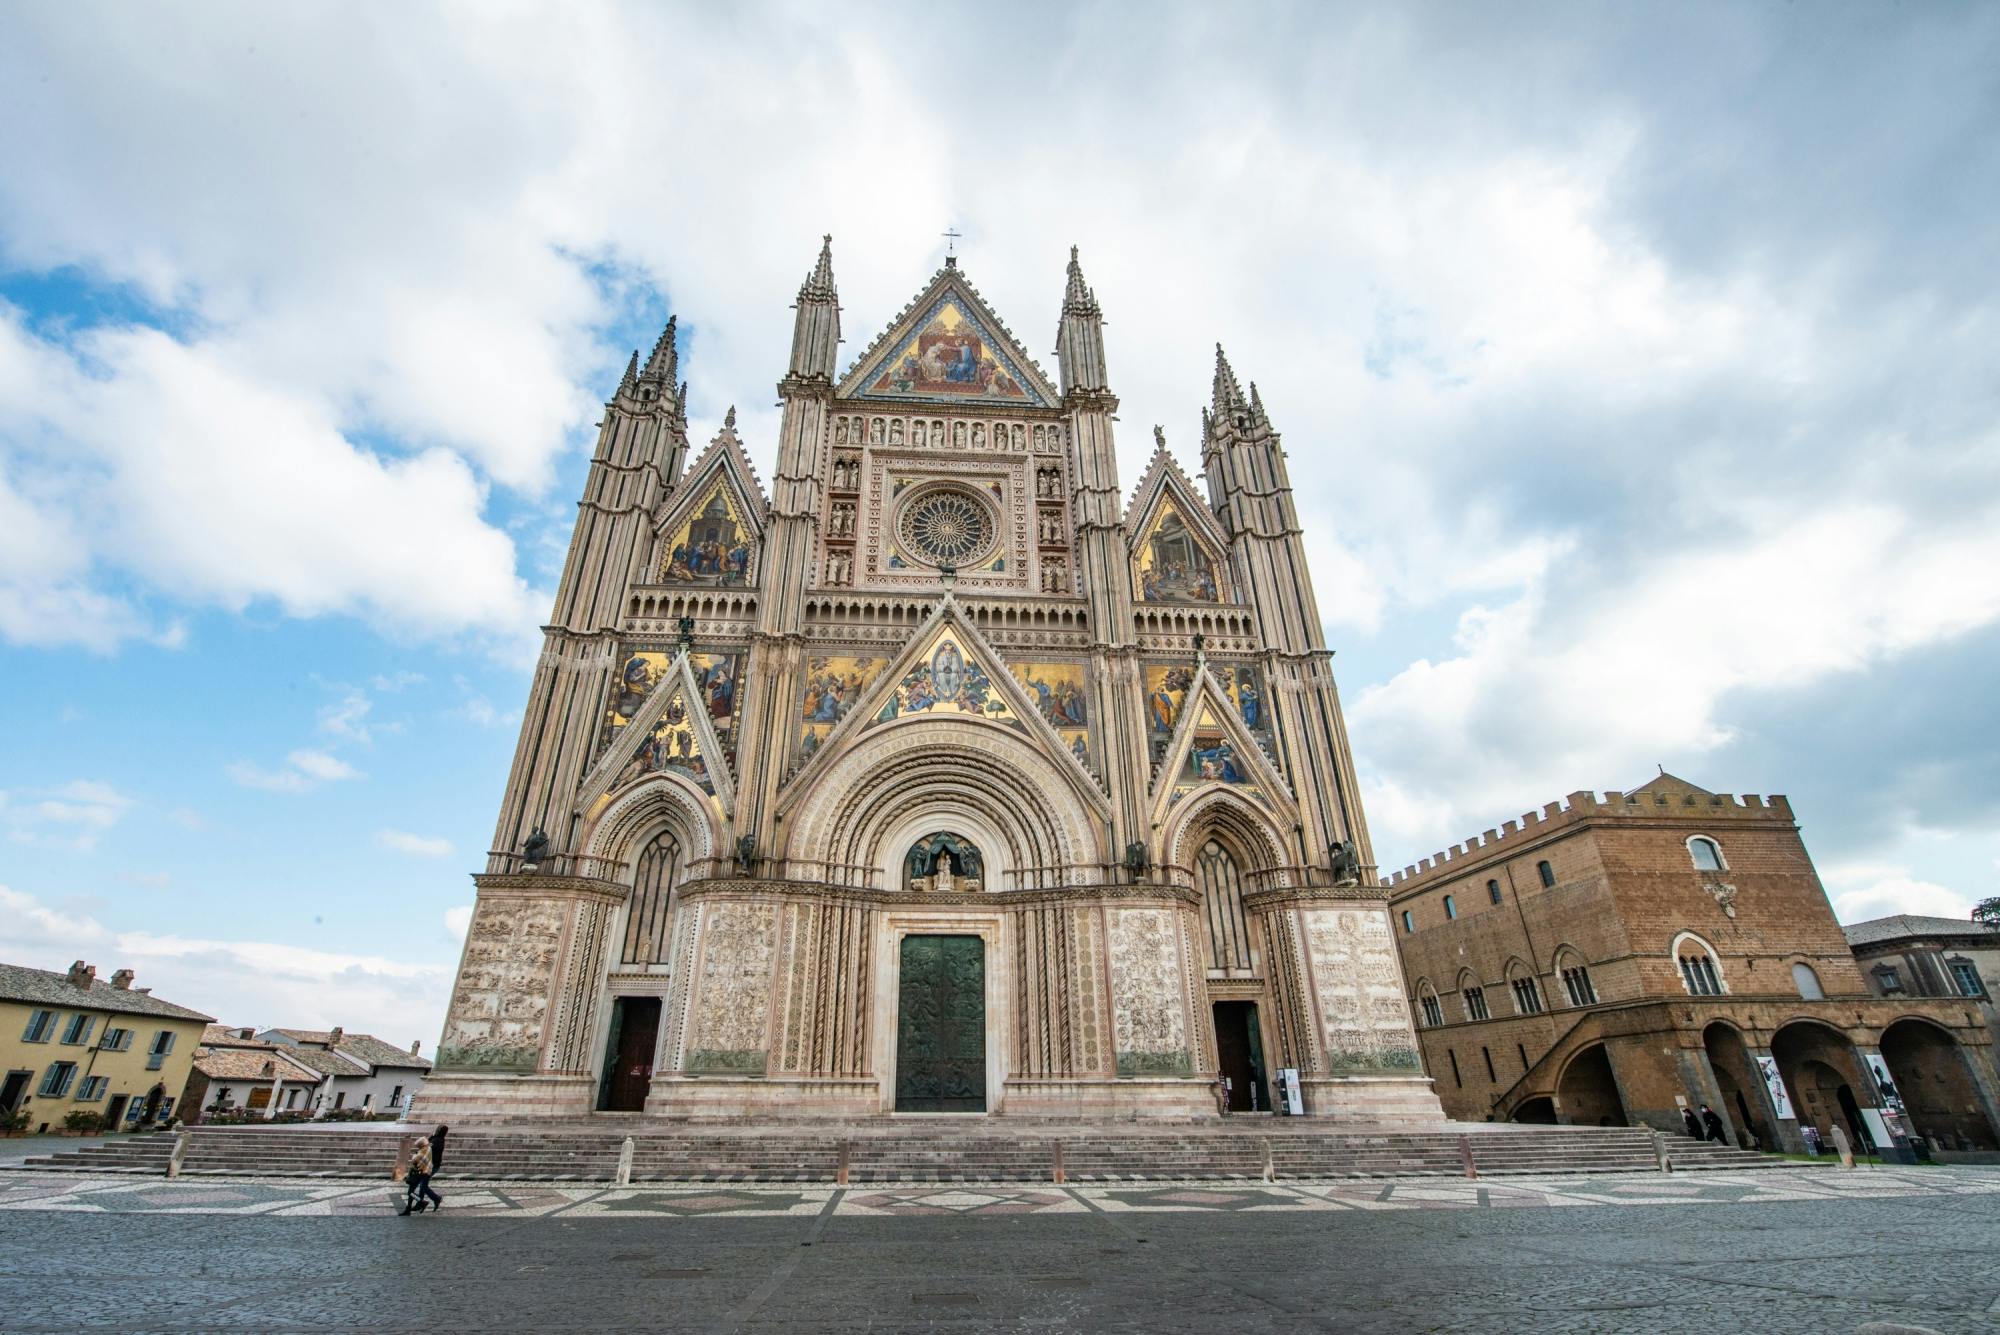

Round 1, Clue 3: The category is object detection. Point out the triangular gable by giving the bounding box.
[1147,664,1294,826]
[1627,771,1715,801]
[777,596,1108,819]
[837,265,1059,408]
[577,650,735,818]
[1124,439,1231,605]
[654,419,768,586]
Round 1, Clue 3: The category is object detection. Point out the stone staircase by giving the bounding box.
[10,1122,1783,1183]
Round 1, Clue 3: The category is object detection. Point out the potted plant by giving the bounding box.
[62,1110,105,1135]
[0,1106,30,1137]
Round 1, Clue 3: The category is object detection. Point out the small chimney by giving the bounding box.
[328,1026,344,1047]
[66,960,96,988]
[410,1039,422,1055]
[111,968,134,990]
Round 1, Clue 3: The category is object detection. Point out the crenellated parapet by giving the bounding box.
[1386,788,1798,889]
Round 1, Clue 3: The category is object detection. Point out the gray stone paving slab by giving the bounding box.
[0,1169,1992,1331]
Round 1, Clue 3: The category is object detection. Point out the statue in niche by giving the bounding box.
[835,418,849,445]
[890,418,905,445]
[869,418,885,445]
[735,834,757,877]
[905,833,984,893]
[521,828,551,870]
[1329,839,1361,886]
[1124,841,1149,881]
[911,420,927,447]
[971,423,985,448]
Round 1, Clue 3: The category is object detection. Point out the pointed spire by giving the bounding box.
[788,234,841,382]
[1056,244,1109,396]
[641,315,678,384]
[803,234,836,300]
[616,349,638,397]
[723,404,736,430]
[1212,344,1247,415]
[1249,381,1270,428]
[1063,244,1097,313]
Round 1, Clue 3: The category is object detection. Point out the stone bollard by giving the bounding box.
[1831,1123,1855,1169]
[1458,1134,1477,1179]
[617,1136,635,1187]
[1262,1138,1276,1184]
[1652,1128,1670,1174]
[836,1140,850,1186]
[393,1134,419,1183]
[1051,1141,1065,1185]
[166,1128,191,1180]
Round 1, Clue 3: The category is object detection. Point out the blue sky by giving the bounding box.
[2,3,1997,1041]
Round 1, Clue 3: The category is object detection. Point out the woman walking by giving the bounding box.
[402,1133,442,1214]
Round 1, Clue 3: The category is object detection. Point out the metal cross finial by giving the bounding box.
[942,227,962,257]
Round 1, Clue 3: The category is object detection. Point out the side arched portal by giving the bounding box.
[1878,1018,2000,1151]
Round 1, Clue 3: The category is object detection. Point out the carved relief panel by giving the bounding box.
[1301,908,1422,1073]
[1106,907,1193,1076]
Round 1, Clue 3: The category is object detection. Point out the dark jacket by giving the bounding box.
[1701,1110,1727,1141]
[429,1128,448,1172]
[1681,1110,1702,1138]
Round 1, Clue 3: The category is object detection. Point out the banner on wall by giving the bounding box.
[1756,1055,1796,1120]
[1864,1053,1905,1111]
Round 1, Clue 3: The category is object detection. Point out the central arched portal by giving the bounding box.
[895,934,987,1112]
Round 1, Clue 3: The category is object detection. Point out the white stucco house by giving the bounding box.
[258,1027,432,1118]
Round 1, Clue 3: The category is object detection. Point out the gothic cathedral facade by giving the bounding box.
[420,241,1443,1124]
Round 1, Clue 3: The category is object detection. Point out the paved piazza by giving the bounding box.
[1,1166,1996,1332]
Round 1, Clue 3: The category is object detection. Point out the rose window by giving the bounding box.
[899,489,994,566]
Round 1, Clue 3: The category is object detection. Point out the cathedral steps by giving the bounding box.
[12,1123,1784,1182]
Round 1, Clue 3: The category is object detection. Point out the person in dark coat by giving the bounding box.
[1681,1107,1703,1139]
[1699,1104,1728,1144]
[429,1124,449,1174]
[401,1136,441,1214]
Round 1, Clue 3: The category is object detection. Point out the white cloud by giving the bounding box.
[227,749,363,793]
[1822,864,1978,925]
[0,883,452,1042]
[371,671,427,693]
[317,691,375,744]
[444,905,474,939]
[0,779,134,851]
[1354,501,2000,860]
[378,829,453,858]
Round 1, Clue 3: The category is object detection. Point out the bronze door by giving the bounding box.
[1214,1001,1269,1112]
[598,997,661,1112]
[895,935,986,1112]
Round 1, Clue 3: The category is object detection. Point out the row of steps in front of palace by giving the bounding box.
[10,1124,1782,1182]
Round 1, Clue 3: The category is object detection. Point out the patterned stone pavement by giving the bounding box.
[1,1164,1995,1217]
[2,1167,1997,1332]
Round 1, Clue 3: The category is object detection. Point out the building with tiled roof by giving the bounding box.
[182,1026,323,1121]
[0,959,212,1134]
[1844,913,1999,1052]
[259,1026,431,1117]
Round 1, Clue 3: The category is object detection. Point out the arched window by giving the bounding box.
[1196,839,1253,972]
[1556,949,1598,1007]
[1688,836,1725,872]
[622,829,686,965]
[1536,860,1556,888]
[1487,878,1502,905]
[1791,962,1824,1000]
[1443,894,1457,920]
[1458,970,1489,1021]
[1400,909,1415,933]
[1673,933,1725,996]
[1415,981,1444,1029]
[1507,962,1544,1015]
